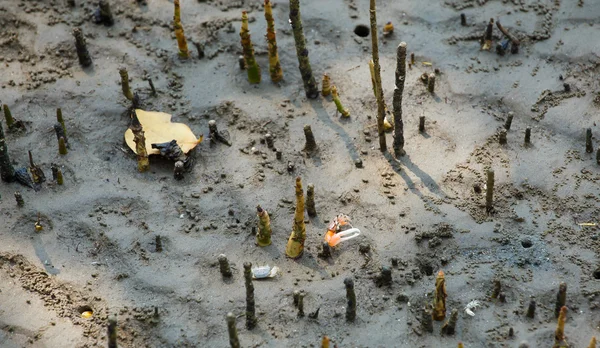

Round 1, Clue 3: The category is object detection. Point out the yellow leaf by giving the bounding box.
[124,109,202,155]
[421,62,432,66]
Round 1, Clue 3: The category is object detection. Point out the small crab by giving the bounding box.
[464,300,481,316]
[324,214,361,247]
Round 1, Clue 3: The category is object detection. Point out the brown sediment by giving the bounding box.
[264,0,283,83]
[370,0,387,151]
[173,0,190,59]
[240,11,261,83]
[286,177,306,258]
[432,270,447,321]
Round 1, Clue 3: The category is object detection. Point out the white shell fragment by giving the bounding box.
[251,265,279,279]
[464,300,481,317]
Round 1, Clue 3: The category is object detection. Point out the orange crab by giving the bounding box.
[324,214,361,247]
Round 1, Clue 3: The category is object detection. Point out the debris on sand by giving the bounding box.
[124,109,202,156]
[251,265,278,279]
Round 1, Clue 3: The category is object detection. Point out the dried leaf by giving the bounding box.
[124,109,202,155]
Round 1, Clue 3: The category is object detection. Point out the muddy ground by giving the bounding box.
[0,0,599,347]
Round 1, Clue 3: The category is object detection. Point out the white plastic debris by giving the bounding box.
[251,265,279,279]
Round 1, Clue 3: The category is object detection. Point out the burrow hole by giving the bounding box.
[521,238,533,248]
[354,24,370,37]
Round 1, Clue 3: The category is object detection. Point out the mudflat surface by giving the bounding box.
[0,0,599,347]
